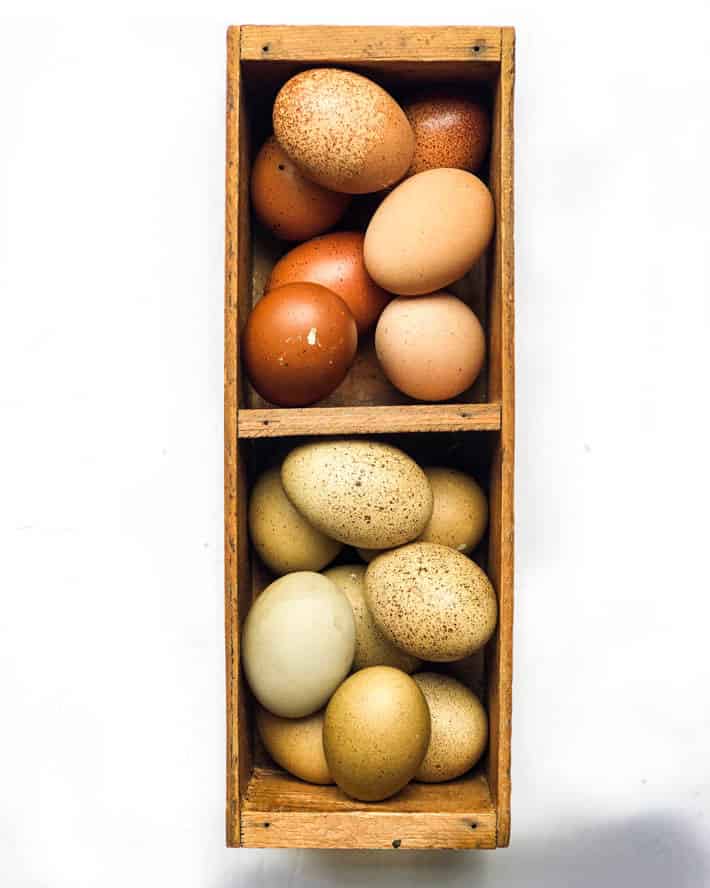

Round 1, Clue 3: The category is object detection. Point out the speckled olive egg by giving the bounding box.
[413,673,488,782]
[365,542,497,662]
[419,467,488,554]
[248,466,341,575]
[273,68,414,194]
[375,293,485,401]
[242,283,358,407]
[251,136,351,241]
[323,666,430,801]
[404,92,490,176]
[256,705,333,785]
[324,565,421,674]
[242,572,355,718]
[281,440,433,549]
[364,168,495,295]
[267,232,392,334]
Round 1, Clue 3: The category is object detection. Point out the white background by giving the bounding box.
[1,3,709,886]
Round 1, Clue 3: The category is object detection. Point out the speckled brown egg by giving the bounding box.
[323,666,430,801]
[281,440,433,549]
[404,92,490,176]
[324,565,421,673]
[413,673,488,782]
[249,466,341,575]
[419,467,488,554]
[273,68,414,194]
[267,232,392,333]
[256,705,333,785]
[242,283,358,407]
[251,136,351,241]
[365,542,497,662]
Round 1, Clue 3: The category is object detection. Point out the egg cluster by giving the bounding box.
[245,68,494,407]
[241,439,496,802]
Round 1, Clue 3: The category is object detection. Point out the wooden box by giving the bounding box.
[225,25,514,850]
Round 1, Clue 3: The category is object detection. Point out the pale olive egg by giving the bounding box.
[365,542,497,662]
[274,68,414,194]
[249,467,342,576]
[256,705,333,785]
[242,572,355,718]
[364,168,495,295]
[419,467,488,554]
[323,666,430,801]
[281,440,433,549]
[324,565,420,674]
[413,673,488,782]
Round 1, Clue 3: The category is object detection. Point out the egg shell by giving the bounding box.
[443,648,486,699]
[242,283,358,407]
[404,92,490,176]
[324,565,421,674]
[250,136,351,241]
[419,467,488,554]
[323,666,431,801]
[365,542,497,662]
[273,68,414,194]
[267,232,392,334]
[242,571,355,718]
[375,293,485,401]
[364,168,495,295]
[248,466,342,576]
[356,547,380,563]
[256,705,333,785]
[413,673,488,782]
[281,439,433,549]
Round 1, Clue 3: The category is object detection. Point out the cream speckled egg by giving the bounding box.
[365,542,497,661]
[242,572,355,718]
[281,440,433,549]
[419,467,488,554]
[256,705,333,785]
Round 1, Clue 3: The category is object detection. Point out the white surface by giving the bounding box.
[1,4,710,886]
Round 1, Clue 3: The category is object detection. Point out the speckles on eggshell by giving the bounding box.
[404,92,490,176]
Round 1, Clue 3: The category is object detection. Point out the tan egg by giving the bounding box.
[364,168,495,295]
[323,666,430,801]
[273,68,414,194]
[324,565,421,674]
[419,467,488,554]
[248,467,342,576]
[404,91,490,175]
[281,440,433,549]
[374,293,485,401]
[413,673,488,782]
[256,705,333,785]
[365,542,497,662]
[444,648,486,699]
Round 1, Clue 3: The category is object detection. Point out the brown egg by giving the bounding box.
[404,91,490,176]
[375,293,485,401]
[323,666,431,801]
[256,705,333,785]
[274,68,414,194]
[267,232,392,333]
[250,136,351,241]
[243,283,358,407]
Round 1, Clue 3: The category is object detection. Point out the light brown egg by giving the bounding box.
[364,168,495,295]
[323,666,430,801]
[248,467,342,575]
[251,136,351,241]
[419,467,488,554]
[273,68,414,194]
[242,283,358,407]
[256,705,333,785]
[324,565,421,673]
[365,542,497,662]
[375,293,485,401]
[413,673,488,782]
[404,91,490,175]
[267,232,392,334]
[281,440,433,549]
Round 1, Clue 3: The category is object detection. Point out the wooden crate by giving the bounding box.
[225,24,514,850]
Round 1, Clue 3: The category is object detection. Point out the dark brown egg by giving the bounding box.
[243,283,358,407]
[404,92,490,176]
[250,136,351,241]
[267,232,392,333]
